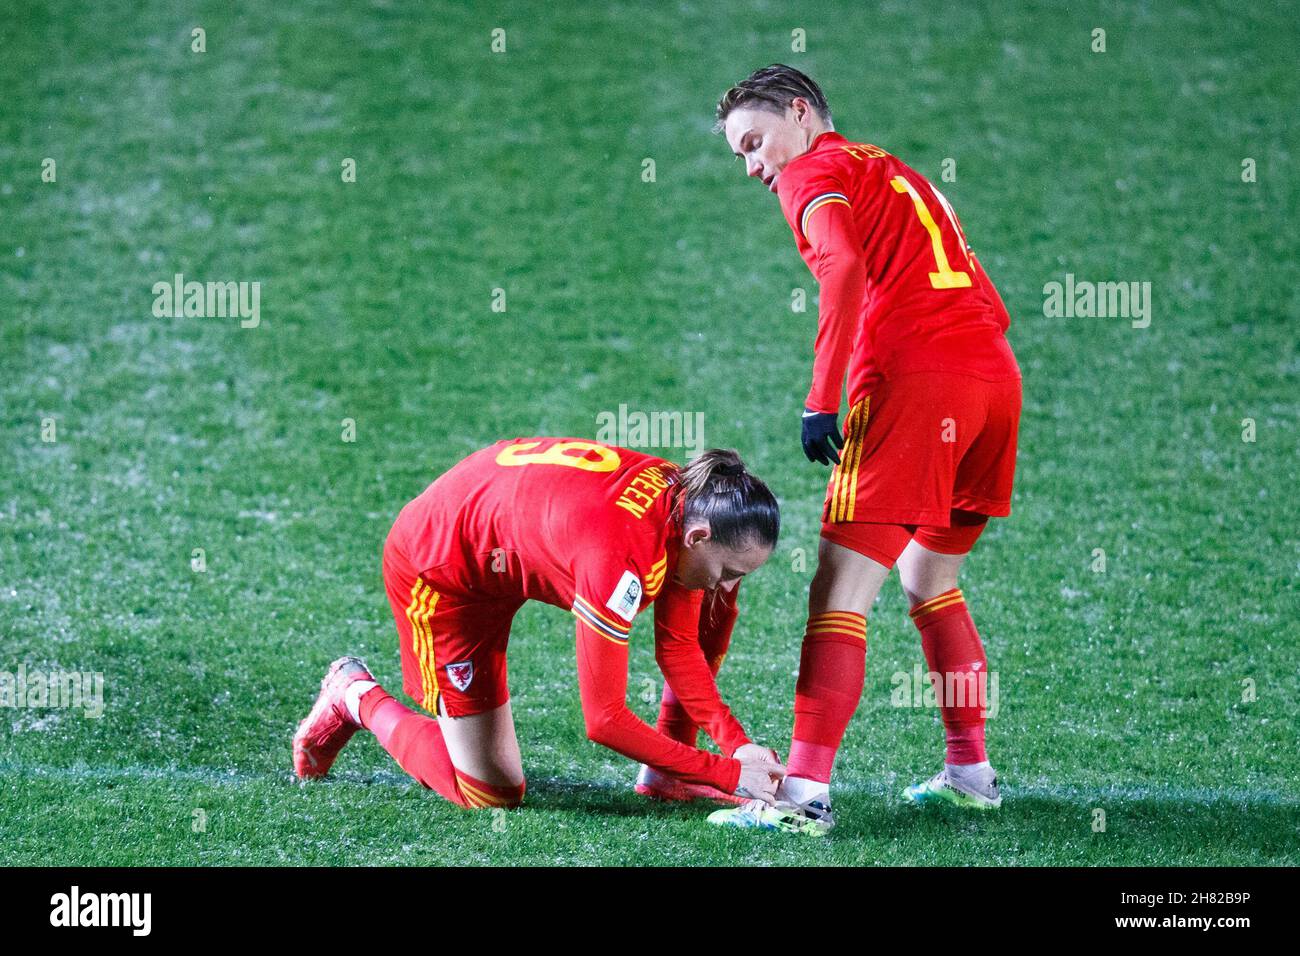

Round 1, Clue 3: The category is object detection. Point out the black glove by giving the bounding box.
[801,409,844,465]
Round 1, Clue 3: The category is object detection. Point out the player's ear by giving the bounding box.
[684,523,712,548]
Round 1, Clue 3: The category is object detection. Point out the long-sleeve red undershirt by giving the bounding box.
[804,200,868,416]
[574,617,742,794]
[652,583,749,755]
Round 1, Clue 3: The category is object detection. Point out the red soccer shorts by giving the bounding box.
[822,370,1021,529]
[822,508,991,567]
[382,537,520,718]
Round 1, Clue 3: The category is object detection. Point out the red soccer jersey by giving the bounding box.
[390,437,683,624]
[387,437,749,791]
[776,131,1020,412]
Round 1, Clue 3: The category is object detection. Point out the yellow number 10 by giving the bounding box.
[890,175,971,289]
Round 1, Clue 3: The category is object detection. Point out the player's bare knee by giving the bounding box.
[898,546,963,604]
[808,562,874,619]
[807,562,840,611]
[475,753,526,791]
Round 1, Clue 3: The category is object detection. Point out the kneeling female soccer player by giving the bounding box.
[293,437,786,809]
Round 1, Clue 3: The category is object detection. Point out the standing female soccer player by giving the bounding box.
[709,65,1022,833]
[292,438,787,810]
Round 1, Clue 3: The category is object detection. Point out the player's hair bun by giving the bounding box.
[675,449,779,549]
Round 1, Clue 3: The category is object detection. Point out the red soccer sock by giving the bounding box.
[655,682,700,746]
[358,687,525,809]
[910,589,988,765]
[787,611,868,784]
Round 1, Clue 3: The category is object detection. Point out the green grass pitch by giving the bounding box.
[1,0,1296,865]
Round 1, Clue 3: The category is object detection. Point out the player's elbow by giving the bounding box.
[815,250,864,286]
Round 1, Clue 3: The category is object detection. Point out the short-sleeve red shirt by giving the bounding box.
[386,437,748,790]
[388,437,681,638]
[777,132,1019,408]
